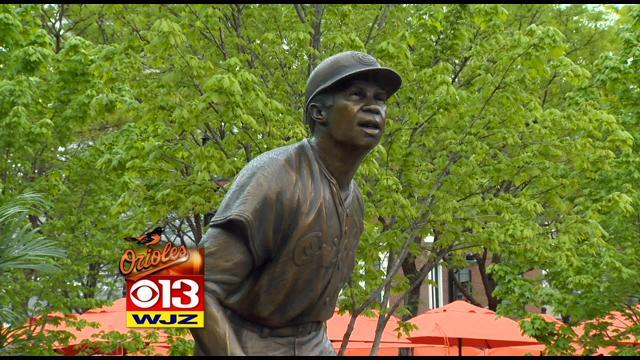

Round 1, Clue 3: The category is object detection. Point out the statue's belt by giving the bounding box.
[223,307,324,338]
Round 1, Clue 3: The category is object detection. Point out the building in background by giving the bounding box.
[393,236,550,317]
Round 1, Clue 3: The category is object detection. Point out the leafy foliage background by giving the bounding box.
[1,4,639,356]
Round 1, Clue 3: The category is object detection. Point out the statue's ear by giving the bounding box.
[309,103,327,126]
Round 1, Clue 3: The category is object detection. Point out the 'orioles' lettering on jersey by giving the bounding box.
[203,139,364,328]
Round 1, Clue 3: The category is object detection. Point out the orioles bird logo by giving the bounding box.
[124,226,164,246]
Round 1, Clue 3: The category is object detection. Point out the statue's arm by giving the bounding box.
[191,291,245,355]
[190,226,254,355]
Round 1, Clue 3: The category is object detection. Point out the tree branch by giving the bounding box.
[307,4,324,77]
[364,10,381,49]
[450,269,483,307]
[185,5,228,60]
[541,71,558,109]
[294,4,306,23]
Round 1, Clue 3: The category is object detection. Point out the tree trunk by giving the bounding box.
[307,4,324,76]
[400,238,422,319]
[476,251,500,311]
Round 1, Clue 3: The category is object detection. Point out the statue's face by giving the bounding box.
[323,79,388,150]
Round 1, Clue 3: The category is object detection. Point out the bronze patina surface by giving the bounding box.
[190,51,402,356]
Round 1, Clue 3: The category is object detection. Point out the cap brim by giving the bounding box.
[333,67,403,98]
[306,67,402,109]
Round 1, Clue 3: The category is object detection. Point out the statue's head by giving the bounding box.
[304,51,402,150]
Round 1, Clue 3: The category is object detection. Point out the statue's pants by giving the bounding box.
[230,319,336,356]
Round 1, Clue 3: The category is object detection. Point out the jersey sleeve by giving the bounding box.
[201,226,254,300]
[208,155,297,269]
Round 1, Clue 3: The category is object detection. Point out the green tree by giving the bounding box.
[1,4,135,353]
[443,3,622,315]
[0,192,65,333]
[2,3,639,356]
[0,192,64,274]
[57,4,638,356]
[516,5,640,355]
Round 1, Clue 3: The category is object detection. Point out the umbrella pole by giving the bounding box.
[459,338,462,356]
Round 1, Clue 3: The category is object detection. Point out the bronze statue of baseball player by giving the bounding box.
[191,51,402,355]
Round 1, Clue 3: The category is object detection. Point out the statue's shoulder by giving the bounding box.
[246,140,306,167]
[234,140,309,184]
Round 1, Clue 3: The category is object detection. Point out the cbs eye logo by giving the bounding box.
[129,277,201,309]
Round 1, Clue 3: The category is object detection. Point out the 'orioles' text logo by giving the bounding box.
[120,242,189,281]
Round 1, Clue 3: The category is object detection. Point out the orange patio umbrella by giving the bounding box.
[539,313,564,326]
[331,342,487,356]
[573,306,640,346]
[482,313,562,356]
[571,306,640,356]
[331,341,414,356]
[485,344,545,356]
[406,300,540,356]
[412,344,487,356]
[326,308,417,355]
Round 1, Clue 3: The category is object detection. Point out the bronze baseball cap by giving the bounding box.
[305,51,402,112]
